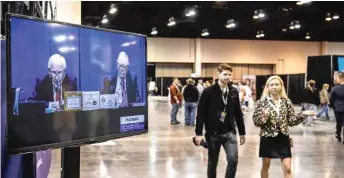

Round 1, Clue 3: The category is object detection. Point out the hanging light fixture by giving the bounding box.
[258,10,265,18]
[305,32,310,39]
[253,10,259,19]
[225,19,236,28]
[333,13,340,20]
[101,15,108,24]
[167,17,176,26]
[259,31,265,37]
[109,4,118,14]
[325,13,332,21]
[201,29,210,37]
[294,21,301,29]
[151,27,158,35]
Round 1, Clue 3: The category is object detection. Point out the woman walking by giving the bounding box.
[253,75,315,178]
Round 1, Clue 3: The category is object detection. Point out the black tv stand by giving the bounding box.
[61,147,80,178]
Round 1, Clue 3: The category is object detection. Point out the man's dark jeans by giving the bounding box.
[205,132,238,178]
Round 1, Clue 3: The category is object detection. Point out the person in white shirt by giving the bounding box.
[197,79,204,100]
[243,82,252,112]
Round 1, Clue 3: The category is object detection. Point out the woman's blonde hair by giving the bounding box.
[261,75,288,99]
[322,83,329,89]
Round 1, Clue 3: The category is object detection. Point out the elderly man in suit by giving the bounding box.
[32,53,78,141]
[33,54,78,109]
[102,51,141,108]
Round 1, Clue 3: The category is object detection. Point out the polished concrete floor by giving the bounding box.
[48,97,344,178]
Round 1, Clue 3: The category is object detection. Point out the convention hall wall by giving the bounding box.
[147,37,344,77]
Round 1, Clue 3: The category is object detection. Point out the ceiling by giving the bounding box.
[71,2,344,42]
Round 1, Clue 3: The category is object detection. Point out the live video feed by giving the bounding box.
[11,18,146,115]
[7,17,147,152]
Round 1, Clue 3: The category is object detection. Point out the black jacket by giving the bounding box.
[102,72,141,104]
[33,74,78,102]
[183,84,199,102]
[195,82,246,136]
[330,84,344,112]
[301,87,319,105]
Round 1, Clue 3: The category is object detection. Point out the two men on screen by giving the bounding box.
[102,51,141,108]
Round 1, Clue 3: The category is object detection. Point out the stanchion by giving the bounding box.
[61,147,80,178]
[22,153,36,178]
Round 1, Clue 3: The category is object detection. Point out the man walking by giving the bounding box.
[194,63,246,178]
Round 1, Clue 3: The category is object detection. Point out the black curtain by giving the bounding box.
[256,75,271,100]
[307,55,332,91]
[288,74,305,104]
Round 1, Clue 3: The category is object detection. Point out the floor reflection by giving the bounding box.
[48,97,344,178]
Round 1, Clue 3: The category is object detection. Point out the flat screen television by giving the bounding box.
[6,14,148,155]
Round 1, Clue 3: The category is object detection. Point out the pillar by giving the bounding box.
[320,41,329,55]
[194,38,202,76]
[55,1,81,24]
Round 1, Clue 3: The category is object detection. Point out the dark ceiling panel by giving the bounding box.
[81,1,344,42]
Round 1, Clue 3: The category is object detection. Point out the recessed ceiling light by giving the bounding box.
[282,28,287,32]
[289,26,295,30]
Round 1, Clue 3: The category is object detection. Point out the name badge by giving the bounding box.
[220,112,227,123]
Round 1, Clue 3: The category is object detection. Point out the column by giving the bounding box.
[55,1,81,25]
[194,38,202,76]
[320,41,329,55]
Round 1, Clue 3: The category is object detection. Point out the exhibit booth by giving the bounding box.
[2,14,149,178]
[307,55,344,90]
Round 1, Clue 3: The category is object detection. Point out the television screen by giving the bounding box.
[6,15,148,154]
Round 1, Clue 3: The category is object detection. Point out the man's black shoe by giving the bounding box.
[336,134,342,142]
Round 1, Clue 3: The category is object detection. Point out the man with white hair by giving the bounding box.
[33,54,78,109]
[102,51,141,107]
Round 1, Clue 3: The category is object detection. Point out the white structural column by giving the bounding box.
[194,38,202,76]
[55,1,81,24]
[320,41,329,55]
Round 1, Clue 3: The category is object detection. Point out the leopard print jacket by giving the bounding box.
[252,96,306,137]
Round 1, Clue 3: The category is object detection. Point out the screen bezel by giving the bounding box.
[5,13,148,155]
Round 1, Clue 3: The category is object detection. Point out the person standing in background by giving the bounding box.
[317,83,331,120]
[197,79,204,100]
[330,72,344,144]
[243,82,252,112]
[301,80,319,126]
[183,78,199,126]
[170,78,182,125]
